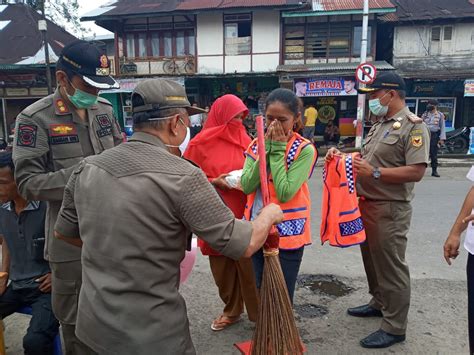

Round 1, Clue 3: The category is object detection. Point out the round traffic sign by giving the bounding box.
[355,63,377,85]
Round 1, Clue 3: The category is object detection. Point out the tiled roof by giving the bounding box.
[387,0,474,22]
[312,0,395,11]
[0,4,77,65]
[82,0,303,20]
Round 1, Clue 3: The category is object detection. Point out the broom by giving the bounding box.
[251,115,303,355]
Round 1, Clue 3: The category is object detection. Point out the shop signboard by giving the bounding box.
[465,80,474,97]
[6,88,28,97]
[294,77,357,97]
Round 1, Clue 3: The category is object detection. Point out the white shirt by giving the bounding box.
[189,114,202,127]
[464,166,474,254]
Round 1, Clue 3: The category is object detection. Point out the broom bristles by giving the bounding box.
[251,250,303,355]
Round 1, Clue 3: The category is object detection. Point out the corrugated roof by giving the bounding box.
[0,4,78,65]
[177,0,289,10]
[313,0,395,11]
[82,0,303,20]
[277,60,395,73]
[386,0,474,22]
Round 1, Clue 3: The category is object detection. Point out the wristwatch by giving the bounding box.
[372,167,381,180]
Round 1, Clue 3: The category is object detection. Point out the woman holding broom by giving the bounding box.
[241,88,317,302]
[184,94,259,331]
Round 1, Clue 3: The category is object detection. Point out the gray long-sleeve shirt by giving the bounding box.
[421,110,446,140]
[55,132,253,355]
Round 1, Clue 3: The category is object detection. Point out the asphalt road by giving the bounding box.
[3,166,472,354]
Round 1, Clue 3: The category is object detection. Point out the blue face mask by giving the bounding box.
[66,82,98,109]
[368,92,392,117]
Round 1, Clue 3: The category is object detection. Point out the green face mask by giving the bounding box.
[66,82,98,109]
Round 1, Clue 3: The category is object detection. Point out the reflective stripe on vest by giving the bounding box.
[244,133,315,250]
[320,152,366,248]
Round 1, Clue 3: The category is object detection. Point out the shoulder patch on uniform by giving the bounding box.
[97,97,112,106]
[407,112,423,124]
[21,97,53,117]
[17,124,38,147]
[411,135,423,147]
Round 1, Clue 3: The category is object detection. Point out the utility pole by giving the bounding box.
[355,0,369,149]
[39,0,53,95]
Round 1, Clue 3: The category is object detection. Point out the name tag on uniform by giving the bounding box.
[96,114,112,138]
[49,124,79,145]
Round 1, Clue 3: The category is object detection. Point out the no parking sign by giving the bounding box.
[355,63,377,85]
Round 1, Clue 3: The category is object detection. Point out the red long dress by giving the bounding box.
[184,95,251,255]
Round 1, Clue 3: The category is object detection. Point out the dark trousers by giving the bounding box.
[429,131,440,170]
[0,285,59,355]
[324,134,340,146]
[252,247,304,303]
[468,253,474,354]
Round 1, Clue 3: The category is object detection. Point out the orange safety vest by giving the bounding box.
[243,133,317,250]
[320,152,366,247]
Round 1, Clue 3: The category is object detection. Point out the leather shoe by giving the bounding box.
[432,171,440,177]
[360,329,406,348]
[347,304,382,318]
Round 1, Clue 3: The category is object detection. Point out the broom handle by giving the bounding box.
[256,115,270,207]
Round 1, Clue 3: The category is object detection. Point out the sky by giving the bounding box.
[78,0,113,37]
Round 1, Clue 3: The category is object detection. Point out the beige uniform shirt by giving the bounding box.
[54,132,253,355]
[357,107,430,202]
[12,89,123,262]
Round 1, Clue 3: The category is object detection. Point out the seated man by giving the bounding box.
[324,121,340,146]
[0,150,59,355]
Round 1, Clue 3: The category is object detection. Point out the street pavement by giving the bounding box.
[3,166,472,354]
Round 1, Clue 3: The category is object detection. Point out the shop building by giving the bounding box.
[0,3,77,141]
[81,0,301,134]
[277,0,396,141]
[387,0,474,129]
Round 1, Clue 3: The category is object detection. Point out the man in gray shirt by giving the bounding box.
[0,150,59,354]
[421,99,446,177]
[54,79,283,354]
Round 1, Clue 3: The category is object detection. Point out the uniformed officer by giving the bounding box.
[421,99,446,177]
[326,71,430,349]
[12,40,123,354]
[53,79,283,354]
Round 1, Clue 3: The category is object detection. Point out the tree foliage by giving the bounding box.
[26,0,90,38]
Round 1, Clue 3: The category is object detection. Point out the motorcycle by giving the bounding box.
[439,126,470,155]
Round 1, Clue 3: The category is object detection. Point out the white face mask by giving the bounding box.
[165,118,190,156]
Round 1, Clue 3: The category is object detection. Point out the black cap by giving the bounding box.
[57,40,119,90]
[357,71,406,93]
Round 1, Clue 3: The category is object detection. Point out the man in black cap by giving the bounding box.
[53,78,283,354]
[421,99,446,177]
[326,71,430,348]
[12,40,123,354]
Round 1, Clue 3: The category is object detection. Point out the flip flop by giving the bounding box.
[211,315,241,331]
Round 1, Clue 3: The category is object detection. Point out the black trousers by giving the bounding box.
[0,285,59,355]
[429,131,440,169]
[468,253,474,354]
[252,247,304,303]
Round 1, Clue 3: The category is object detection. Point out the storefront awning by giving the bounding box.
[277,60,394,75]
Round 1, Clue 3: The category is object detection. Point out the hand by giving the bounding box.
[265,123,273,141]
[211,174,231,191]
[444,234,461,265]
[270,121,290,142]
[325,147,342,162]
[261,203,284,225]
[0,272,8,296]
[463,214,474,225]
[36,273,52,293]
[353,156,374,177]
[439,140,444,145]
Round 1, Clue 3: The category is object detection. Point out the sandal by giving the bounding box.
[210,315,241,331]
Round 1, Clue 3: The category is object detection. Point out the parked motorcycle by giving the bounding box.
[439,126,470,155]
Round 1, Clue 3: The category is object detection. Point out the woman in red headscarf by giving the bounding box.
[184,95,259,331]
